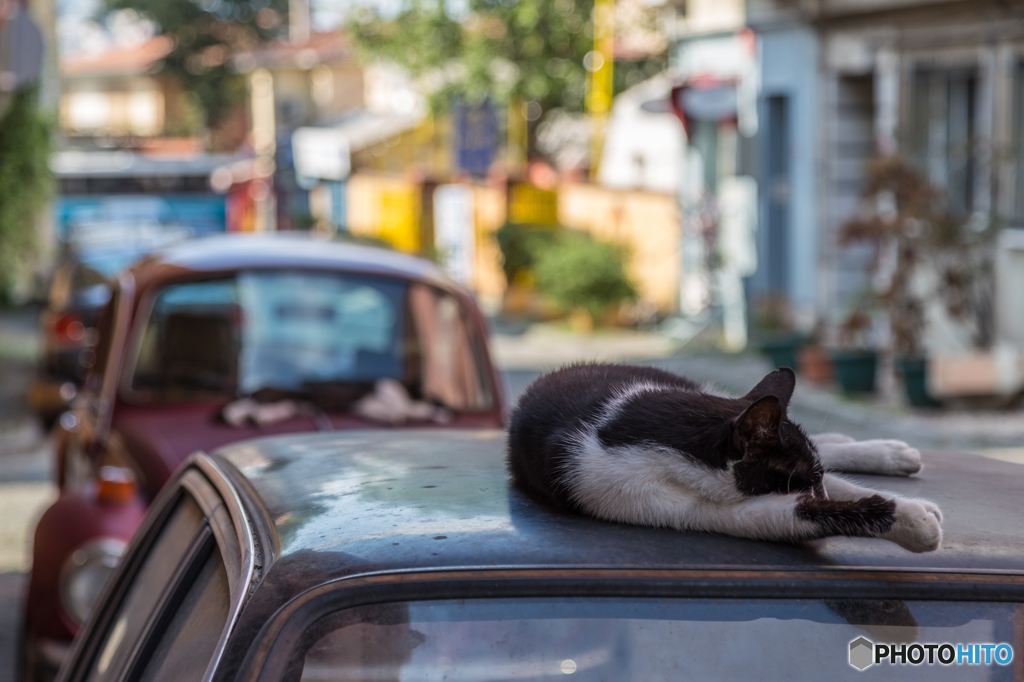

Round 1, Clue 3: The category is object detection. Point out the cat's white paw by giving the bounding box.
[864,440,923,476]
[885,500,942,552]
[915,497,943,524]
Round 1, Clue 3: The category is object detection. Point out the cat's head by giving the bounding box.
[730,368,826,498]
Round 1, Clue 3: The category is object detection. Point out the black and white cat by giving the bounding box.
[507,364,943,552]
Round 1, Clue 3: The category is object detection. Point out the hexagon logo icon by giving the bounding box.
[849,637,874,670]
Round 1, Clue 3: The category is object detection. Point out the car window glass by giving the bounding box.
[127,272,493,411]
[138,544,231,682]
[86,289,118,394]
[73,264,109,292]
[236,271,405,392]
[293,598,1020,681]
[86,495,205,682]
[409,284,491,411]
[132,279,241,396]
[48,263,75,308]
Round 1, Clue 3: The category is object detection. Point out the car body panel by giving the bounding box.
[216,428,1024,578]
[55,431,1024,682]
[26,485,147,640]
[110,402,500,500]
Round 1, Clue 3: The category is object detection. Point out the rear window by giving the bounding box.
[127,271,492,411]
[137,544,231,682]
[290,597,1022,681]
[86,496,207,682]
[73,473,240,682]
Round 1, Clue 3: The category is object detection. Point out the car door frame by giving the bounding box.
[57,454,259,682]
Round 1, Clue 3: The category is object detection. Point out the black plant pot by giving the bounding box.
[897,355,941,407]
[759,334,807,372]
[830,350,878,394]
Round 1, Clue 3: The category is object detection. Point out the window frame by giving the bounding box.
[59,455,257,682]
[241,567,1024,682]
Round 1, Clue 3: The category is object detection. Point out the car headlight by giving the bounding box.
[59,538,126,625]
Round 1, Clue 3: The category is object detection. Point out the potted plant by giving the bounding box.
[829,293,880,394]
[838,156,995,406]
[751,297,807,372]
[796,324,833,384]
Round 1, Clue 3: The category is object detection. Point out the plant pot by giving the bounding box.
[758,334,806,372]
[897,355,941,407]
[829,350,878,394]
[797,345,833,384]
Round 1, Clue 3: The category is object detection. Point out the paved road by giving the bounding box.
[0,309,50,682]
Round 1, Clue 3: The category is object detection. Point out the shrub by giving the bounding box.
[0,88,51,301]
[494,222,561,285]
[533,232,636,324]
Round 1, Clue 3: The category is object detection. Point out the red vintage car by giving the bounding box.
[21,233,506,681]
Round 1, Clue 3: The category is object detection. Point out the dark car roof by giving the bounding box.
[213,429,1024,582]
[126,233,454,289]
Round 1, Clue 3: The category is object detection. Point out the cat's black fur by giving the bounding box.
[508,363,825,505]
[505,363,942,550]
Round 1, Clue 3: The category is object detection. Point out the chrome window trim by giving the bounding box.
[191,452,258,682]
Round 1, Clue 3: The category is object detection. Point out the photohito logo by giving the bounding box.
[848,637,1014,671]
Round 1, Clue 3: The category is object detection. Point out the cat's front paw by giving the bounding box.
[916,497,943,524]
[865,440,923,476]
[884,500,942,552]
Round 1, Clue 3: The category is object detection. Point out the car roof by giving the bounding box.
[126,233,453,289]
[213,429,1024,583]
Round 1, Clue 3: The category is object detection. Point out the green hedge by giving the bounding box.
[533,232,636,324]
[0,88,51,301]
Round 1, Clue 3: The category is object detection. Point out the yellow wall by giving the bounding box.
[558,184,680,313]
[346,173,425,253]
[346,174,681,314]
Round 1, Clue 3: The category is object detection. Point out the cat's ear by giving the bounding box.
[743,367,796,411]
[735,395,783,444]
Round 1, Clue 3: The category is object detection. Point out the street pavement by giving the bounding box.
[494,323,1024,457]
[0,311,53,682]
[1,315,1022,681]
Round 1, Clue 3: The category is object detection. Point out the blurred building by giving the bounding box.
[233,29,439,230]
[627,0,760,348]
[749,0,1024,355]
[59,36,185,141]
[234,30,365,136]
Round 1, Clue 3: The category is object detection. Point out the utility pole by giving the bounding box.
[586,0,614,180]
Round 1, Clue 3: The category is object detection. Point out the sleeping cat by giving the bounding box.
[507,364,943,552]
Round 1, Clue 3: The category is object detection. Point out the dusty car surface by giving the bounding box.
[23,234,505,680]
[56,429,1024,682]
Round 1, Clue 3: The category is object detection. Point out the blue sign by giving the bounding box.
[454,100,497,177]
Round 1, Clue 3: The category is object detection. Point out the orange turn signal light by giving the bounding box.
[97,466,137,505]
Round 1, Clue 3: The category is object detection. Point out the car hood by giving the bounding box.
[112,404,497,498]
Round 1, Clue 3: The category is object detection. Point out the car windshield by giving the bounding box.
[292,597,1022,681]
[128,271,492,411]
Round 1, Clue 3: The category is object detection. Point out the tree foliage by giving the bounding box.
[348,0,665,134]
[350,0,593,114]
[839,156,996,355]
[0,89,51,301]
[102,0,288,130]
